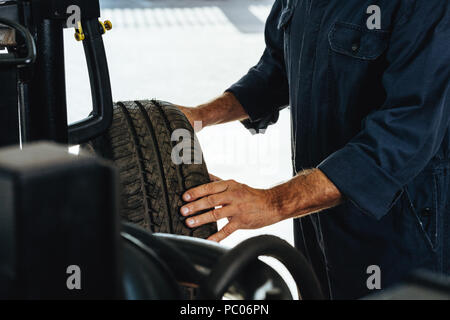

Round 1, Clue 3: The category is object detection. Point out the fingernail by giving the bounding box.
[181,207,189,215]
[187,219,195,227]
[184,193,191,201]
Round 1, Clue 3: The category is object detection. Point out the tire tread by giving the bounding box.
[85,100,217,238]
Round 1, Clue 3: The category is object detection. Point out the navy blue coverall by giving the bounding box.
[227,0,450,299]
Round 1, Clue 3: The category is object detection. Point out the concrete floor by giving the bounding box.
[65,0,294,249]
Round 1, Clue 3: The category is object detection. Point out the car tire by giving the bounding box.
[84,100,217,239]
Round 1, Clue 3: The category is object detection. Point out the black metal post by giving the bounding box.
[27,18,68,143]
[0,61,20,147]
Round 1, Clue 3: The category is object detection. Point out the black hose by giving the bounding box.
[200,235,324,300]
[122,223,205,288]
[121,232,182,300]
[0,17,36,66]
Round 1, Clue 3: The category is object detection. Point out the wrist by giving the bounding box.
[266,186,291,220]
[266,169,343,220]
[195,105,214,128]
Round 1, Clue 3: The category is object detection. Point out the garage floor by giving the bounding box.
[65,0,293,249]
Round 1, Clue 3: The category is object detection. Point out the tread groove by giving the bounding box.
[135,100,174,234]
[151,100,187,232]
[116,102,154,230]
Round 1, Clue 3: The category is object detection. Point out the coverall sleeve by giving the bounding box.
[318,1,450,220]
[226,0,289,132]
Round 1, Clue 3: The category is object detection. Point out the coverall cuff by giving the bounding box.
[225,86,280,133]
[317,147,404,220]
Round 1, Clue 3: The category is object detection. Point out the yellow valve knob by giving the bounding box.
[74,21,85,41]
[99,20,113,34]
[104,20,112,31]
[74,31,85,41]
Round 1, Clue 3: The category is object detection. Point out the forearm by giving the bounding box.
[269,169,343,220]
[193,92,249,128]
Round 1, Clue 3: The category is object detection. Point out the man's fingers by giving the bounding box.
[185,207,231,228]
[183,180,228,202]
[207,222,239,242]
[181,193,228,216]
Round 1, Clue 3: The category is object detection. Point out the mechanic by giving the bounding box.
[177,0,450,299]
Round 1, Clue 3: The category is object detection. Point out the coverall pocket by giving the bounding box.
[327,22,390,132]
[328,22,389,60]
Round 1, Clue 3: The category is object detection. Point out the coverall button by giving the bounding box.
[421,207,432,217]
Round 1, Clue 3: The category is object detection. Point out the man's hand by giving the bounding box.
[180,178,282,242]
[181,169,343,242]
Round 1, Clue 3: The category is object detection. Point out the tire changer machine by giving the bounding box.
[0,0,448,300]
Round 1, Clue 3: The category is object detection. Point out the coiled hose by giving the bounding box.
[200,235,324,300]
